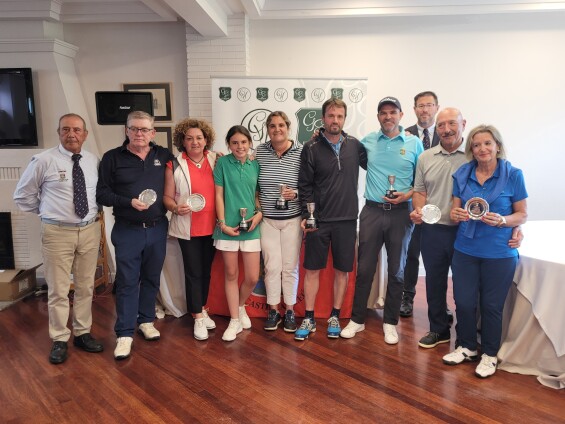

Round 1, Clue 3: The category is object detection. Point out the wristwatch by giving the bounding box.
[497,215,507,227]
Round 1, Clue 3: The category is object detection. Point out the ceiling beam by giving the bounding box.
[162,0,228,36]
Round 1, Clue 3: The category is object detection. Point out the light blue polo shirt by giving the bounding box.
[361,127,423,203]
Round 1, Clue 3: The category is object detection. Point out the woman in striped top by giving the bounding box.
[255,111,303,333]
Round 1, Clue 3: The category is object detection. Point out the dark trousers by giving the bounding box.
[177,235,216,314]
[403,224,421,300]
[451,250,518,356]
[112,218,168,337]
[420,224,458,336]
[351,203,413,325]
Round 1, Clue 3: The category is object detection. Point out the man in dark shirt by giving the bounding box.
[295,98,366,341]
[97,110,173,360]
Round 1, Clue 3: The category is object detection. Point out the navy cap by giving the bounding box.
[378,96,402,112]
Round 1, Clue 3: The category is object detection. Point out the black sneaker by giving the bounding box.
[264,309,281,331]
[418,331,450,348]
[283,310,297,333]
[399,296,413,317]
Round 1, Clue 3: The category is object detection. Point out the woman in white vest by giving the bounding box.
[163,118,218,341]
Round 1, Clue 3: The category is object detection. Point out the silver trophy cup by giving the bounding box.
[305,202,317,229]
[238,207,249,232]
[275,183,289,210]
[386,175,397,199]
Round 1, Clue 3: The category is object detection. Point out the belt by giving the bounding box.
[41,216,99,227]
[116,217,162,228]
[366,200,409,210]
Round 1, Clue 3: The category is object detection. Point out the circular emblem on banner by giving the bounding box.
[349,88,363,103]
[237,87,251,102]
[311,88,326,103]
[274,88,288,102]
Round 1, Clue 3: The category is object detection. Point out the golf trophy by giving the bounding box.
[138,189,157,206]
[275,183,289,210]
[238,207,249,232]
[386,175,398,199]
[305,202,317,229]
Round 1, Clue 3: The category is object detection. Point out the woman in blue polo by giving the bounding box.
[213,125,262,341]
[444,125,528,378]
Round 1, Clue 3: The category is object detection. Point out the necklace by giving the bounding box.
[187,154,204,168]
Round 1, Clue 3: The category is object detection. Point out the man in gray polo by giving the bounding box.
[409,107,468,348]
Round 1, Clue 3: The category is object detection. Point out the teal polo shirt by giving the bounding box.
[361,127,423,203]
[213,153,260,240]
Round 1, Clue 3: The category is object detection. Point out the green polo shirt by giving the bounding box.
[213,154,260,240]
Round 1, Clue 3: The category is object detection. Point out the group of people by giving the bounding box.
[14,91,528,380]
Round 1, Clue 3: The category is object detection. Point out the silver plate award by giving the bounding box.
[465,197,489,220]
[421,204,441,224]
[138,189,157,206]
[187,193,206,212]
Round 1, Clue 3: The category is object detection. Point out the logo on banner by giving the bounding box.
[219,87,232,102]
[274,88,288,102]
[296,108,323,145]
[294,88,306,102]
[349,88,364,103]
[256,87,269,102]
[237,87,251,102]
[311,88,326,103]
[241,108,271,145]
[330,88,343,99]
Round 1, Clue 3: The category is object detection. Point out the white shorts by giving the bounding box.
[214,238,261,252]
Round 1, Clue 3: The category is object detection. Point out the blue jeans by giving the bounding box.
[112,218,168,337]
[451,250,518,356]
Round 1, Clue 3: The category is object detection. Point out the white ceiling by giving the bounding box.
[1,0,565,37]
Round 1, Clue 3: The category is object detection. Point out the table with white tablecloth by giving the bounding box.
[498,220,565,389]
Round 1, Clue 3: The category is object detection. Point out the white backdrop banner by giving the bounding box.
[211,77,368,153]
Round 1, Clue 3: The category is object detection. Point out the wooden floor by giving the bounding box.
[0,279,563,424]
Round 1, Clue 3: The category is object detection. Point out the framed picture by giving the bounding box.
[154,126,173,153]
[123,83,172,122]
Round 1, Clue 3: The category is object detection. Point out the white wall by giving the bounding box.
[250,12,565,221]
[63,21,189,154]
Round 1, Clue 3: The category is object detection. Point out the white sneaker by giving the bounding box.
[114,337,133,360]
[475,354,498,378]
[193,318,208,341]
[442,346,479,365]
[138,322,160,341]
[222,319,243,341]
[340,320,365,339]
[239,306,251,329]
[202,309,216,330]
[383,323,399,345]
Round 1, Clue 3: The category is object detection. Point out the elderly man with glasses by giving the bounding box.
[97,110,174,360]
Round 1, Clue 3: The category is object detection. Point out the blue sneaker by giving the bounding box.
[327,315,341,338]
[294,318,316,341]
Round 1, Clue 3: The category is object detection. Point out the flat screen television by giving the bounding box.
[0,212,15,270]
[0,68,39,147]
[95,91,154,125]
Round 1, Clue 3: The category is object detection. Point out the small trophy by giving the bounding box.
[305,202,317,229]
[275,183,289,210]
[465,197,489,220]
[238,208,249,232]
[386,175,397,199]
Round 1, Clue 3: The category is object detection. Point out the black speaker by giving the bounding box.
[95,91,154,125]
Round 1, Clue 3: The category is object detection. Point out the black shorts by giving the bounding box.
[303,220,357,272]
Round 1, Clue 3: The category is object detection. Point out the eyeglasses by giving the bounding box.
[127,126,154,134]
[416,103,437,110]
[60,127,85,134]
